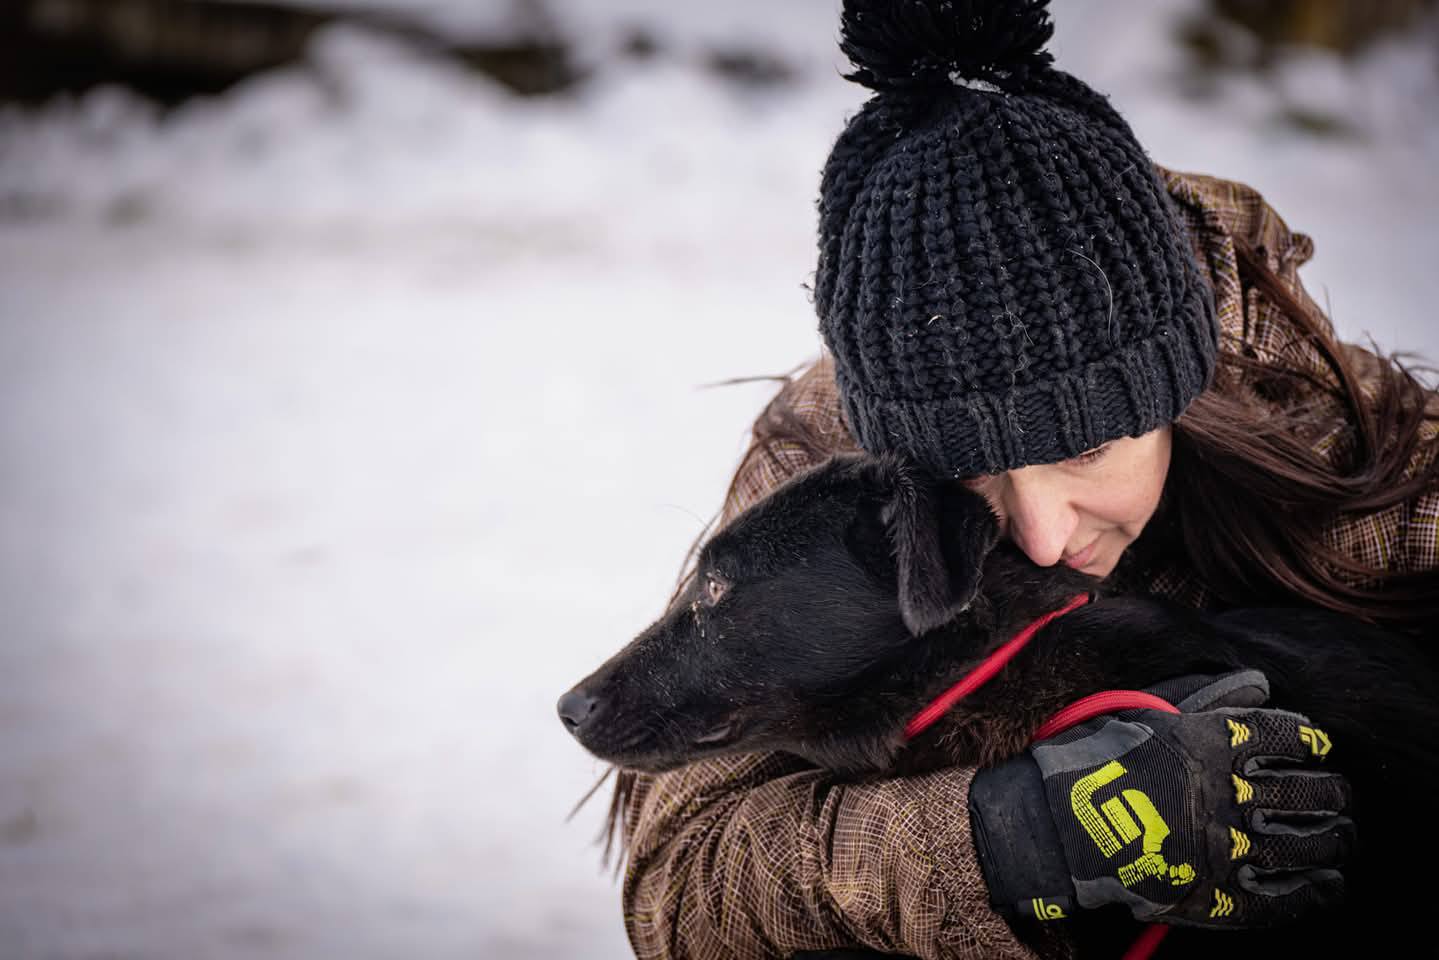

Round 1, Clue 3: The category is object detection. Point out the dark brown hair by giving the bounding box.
[1155,240,1439,634]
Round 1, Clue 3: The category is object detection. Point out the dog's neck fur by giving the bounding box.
[960,543,1101,639]
[803,546,1115,774]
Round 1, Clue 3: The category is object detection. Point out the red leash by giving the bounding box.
[1032,689,1180,741]
[903,593,1091,740]
[902,593,1178,960]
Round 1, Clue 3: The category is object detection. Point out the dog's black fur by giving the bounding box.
[560,453,1438,958]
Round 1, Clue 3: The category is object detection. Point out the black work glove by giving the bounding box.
[969,670,1354,928]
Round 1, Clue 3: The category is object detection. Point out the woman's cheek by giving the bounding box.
[1105,439,1170,532]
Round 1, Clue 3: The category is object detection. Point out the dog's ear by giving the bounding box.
[875,456,1000,636]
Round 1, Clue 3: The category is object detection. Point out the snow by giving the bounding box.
[0,2,1436,958]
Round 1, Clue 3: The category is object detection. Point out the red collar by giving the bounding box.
[902,593,1091,740]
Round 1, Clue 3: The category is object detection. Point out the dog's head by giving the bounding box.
[557,453,1001,772]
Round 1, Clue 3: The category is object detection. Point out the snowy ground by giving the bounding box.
[1,2,1436,958]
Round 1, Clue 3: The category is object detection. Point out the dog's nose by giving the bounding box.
[557,688,598,733]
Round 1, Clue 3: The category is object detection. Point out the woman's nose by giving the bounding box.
[1000,470,1078,568]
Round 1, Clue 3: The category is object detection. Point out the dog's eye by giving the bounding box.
[704,574,728,605]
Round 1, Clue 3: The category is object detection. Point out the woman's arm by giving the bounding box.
[622,754,1049,959]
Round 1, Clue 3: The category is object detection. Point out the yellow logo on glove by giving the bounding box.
[1227,719,1252,747]
[1299,725,1332,758]
[1232,774,1254,803]
[1229,827,1251,860]
[1071,761,1195,890]
[1030,897,1067,920]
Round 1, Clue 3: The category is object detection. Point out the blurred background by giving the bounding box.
[0,1,1436,957]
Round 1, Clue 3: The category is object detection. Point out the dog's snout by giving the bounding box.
[557,688,598,734]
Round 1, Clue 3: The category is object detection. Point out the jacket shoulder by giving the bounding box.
[1157,164,1349,404]
[1158,165,1316,273]
[720,355,859,526]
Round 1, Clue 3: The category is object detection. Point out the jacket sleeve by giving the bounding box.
[622,754,1052,959]
[620,359,1062,960]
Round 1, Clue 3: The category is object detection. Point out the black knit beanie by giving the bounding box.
[816,0,1217,477]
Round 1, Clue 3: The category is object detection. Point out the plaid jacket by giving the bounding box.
[620,167,1439,959]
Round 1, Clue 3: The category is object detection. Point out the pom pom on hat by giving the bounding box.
[840,0,1056,92]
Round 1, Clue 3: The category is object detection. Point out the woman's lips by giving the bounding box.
[1063,537,1099,570]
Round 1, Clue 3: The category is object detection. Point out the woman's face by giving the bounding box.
[961,427,1172,578]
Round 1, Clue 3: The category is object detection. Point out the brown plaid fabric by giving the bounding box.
[620,167,1439,959]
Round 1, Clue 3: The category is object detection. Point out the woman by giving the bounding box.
[615,1,1439,957]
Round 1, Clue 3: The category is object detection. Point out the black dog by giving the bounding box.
[559,453,1437,958]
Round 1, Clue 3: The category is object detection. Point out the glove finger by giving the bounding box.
[1200,866,1349,928]
[1220,708,1335,769]
[1234,768,1352,815]
[1234,815,1355,871]
[1143,669,1270,712]
[1199,867,1345,927]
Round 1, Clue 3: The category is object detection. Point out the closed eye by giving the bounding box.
[1069,442,1111,465]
